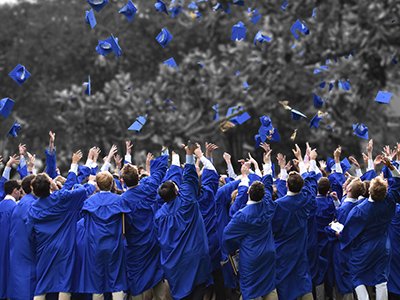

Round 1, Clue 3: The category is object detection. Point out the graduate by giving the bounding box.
[223,143,277,300]
[8,174,37,300]
[388,203,400,299]
[155,142,212,300]
[27,150,93,300]
[272,144,318,300]
[338,157,400,300]
[121,145,168,300]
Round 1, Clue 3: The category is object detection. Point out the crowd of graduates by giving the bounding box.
[2,132,400,300]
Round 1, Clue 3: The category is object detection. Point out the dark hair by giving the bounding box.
[158,181,177,203]
[318,177,330,196]
[4,180,20,196]
[249,181,265,202]
[287,172,304,193]
[272,185,278,201]
[32,174,51,198]
[362,180,370,198]
[349,178,365,199]
[121,164,139,187]
[21,174,36,194]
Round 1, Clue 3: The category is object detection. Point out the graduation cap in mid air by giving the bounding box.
[231,21,246,41]
[253,31,271,45]
[309,111,328,129]
[87,0,108,12]
[155,0,168,14]
[7,120,21,138]
[353,123,368,140]
[83,76,91,95]
[375,91,392,104]
[290,19,309,39]
[156,28,173,48]
[219,106,250,132]
[119,1,137,22]
[85,9,97,28]
[279,101,307,120]
[254,116,280,148]
[9,64,31,86]
[0,98,15,118]
[95,34,122,59]
[163,58,179,71]
[128,115,147,133]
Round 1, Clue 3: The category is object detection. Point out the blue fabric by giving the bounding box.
[114,177,123,190]
[9,193,37,300]
[45,148,58,179]
[122,155,168,296]
[156,165,183,210]
[155,164,212,299]
[360,169,377,181]
[17,162,28,179]
[77,165,91,183]
[225,177,235,184]
[27,172,89,295]
[272,172,318,300]
[388,204,400,294]
[223,175,276,300]
[90,165,98,176]
[275,178,287,199]
[0,198,17,298]
[328,172,345,201]
[78,192,130,293]
[197,168,220,271]
[307,194,319,281]
[340,177,400,287]
[229,184,249,218]
[0,176,7,200]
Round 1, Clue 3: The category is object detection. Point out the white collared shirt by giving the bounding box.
[4,195,17,203]
[247,199,260,205]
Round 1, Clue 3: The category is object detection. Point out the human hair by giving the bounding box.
[4,180,20,196]
[230,189,238,205]
[32,174,51,198]
[362,180,370,198]
[369,177,388,202]
[318,177,330,196]
[96,171,114,191]
[272,185,278,201]
[54,175,66,187]
[287,171,304,193]
[121,164,139,187]
[349,177,365,199]
[21,174,36,194]
[249,181,265,202]
[158,181,177,203]
[219,175,227,187]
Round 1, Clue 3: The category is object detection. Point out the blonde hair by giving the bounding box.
[369,177,387,202]
[96,171,114,191]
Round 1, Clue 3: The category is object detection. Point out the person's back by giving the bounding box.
[388,204,400,297]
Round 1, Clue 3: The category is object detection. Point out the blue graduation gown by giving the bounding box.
[155,164,212,300]
[388,204,400,294]
[272,172,318,300]
[275,178,287,199]
[340,177,400,287]
[45,148,58,179]
[122,155,168,296]
[0,198,17,299]
[197,168,221,272]
[27,172,88,295]
[328,172,345,202]
[79,192,130,293]
[223,175,276,300]
[9,193,37,300]
[307,194,318,281]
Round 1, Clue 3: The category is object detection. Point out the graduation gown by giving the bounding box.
[272,172,318,300]
[155,164,212,300]
[122,155,168,296]
[156,165,183,210]
[0,198,17,299]
[79,192,130,293]
[27,172,87,295]
[9,193,37,300]
[340,177,400,287]
[388,204,400,294]
[223,174,276,300]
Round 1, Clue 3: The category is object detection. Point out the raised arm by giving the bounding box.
[223,152,237,179]
[180,141,200,204]
[100,144,117,172]
[45,131,58,179]
[17,143,28,179]
[62,150,83,191]
[125,141,133,165]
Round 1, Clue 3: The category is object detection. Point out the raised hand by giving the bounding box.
[382,156,395,170]
[276,153,286,169]
[263,148,273,164]
[182,141,196,155]
[348,156,360,169]
[49,131,56,152]
[194,143,204,159]
[72,150,83,164]
[93,147,101,163]
[374,155,383,169]
[106,145,118,163]
[310,149,318,160]
[126,141,133,155]
[260,142,270,153]
[223,152,232,164]
[114,154,123,170]
[292,144,302,162]
[19,143,26,157]
[6,154,20,167]
[318,160,326,170]
[366,139,373,159]
[334,146,341,162]
[248,153,259,169]
[382,145,396,160]
[205,142,218,159]
[27,152,36,172]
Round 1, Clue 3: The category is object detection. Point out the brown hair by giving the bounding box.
[96,171,114,191]
[369,177,387,202]
[121,164,139,187]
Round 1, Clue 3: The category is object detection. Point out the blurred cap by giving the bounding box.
[156,28,173,48]
[9,64,31,86]
[7,120,21,138]
[155,0,168,14]
[326,157,351,174]
[231,21,246,41]
[85,9,97,28]
[83,75,91,96]
[128,115,147,133]
[163,58,179,71]
[313,93,323,107]
[0,98,15,118]
[309,111,327,129]
[119,1,137,22]
[375,91,392,104]
[352,123,368,140]
[253,30,271,45]
[87,0,109,13]
[291,109,307,120]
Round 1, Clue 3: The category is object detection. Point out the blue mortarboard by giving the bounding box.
[319,81,326,89]
[243,82,250,90]
[309,111,327,129]
[189,11,201,19]
[291,19,309,39]
[251,14,261,24]
[231,21,246,41]
[291,109,307,120]
[163,58,179,71]
[128,115,147,132]
[85,9,97,28]
[156,28,173,48]
[254,116,280,148]
[212,104,219,120]
[233,0,244,5]
[96,35,122,59]
[313,69,322,74]
[312,7,317,18]
[313,93,323,107]
[198,62,204,67]
[83,76,91,95]
[326,157,351,174]
[169,4,182,17]
[253,31,271,45]
[353,123,368,140]
[188,1,198,9]
[226,106,250,125]
[338,79,351,91]
[266,128,280,142]
[155,0,168,14]
[280,1,288,11]
[7,120,21,138]
[9,64,31,86]
[345,51,354,59]
[119,1,137,22]
[375,91,392,104]
[213,3,230,13]
[0,98,15,118]
[87,0,108,13]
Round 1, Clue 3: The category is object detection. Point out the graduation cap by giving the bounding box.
[338,79,351,91]
[96,34,122,59]
[353,123,368,140]
[7,120,21,138]
[326,157,351,174]
[309,111,327,129]
[189,11,201,19]
[279,101,307,120]
[169,1,183,17]
[128,115,147,133]
[85,9,97,28]
[319,81,326,89]
[220,106,250,132]
[9,64,31,86]
[248,8,261,24]
[188,1,198,9]
[0,98,15,118]
[375,91,392,104]
[254,116,280,148]
[313,93,323,107]
[312,7,317,18]
[213,3,230,13]
[83,76,91,95]
[290,19,309,39]
[198,62,204,67]
[243,82,250,90]
[119,1,137,22]
[280,1,288,11]
[163,58,179,71]
[232,0,244,5]
[155,0,168,14]
[231,21,246,41]
[290,129,297,141]
[87,0,108,12]
[156,28,173,48]
[212,104,219,120]
[253,31,271,45]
